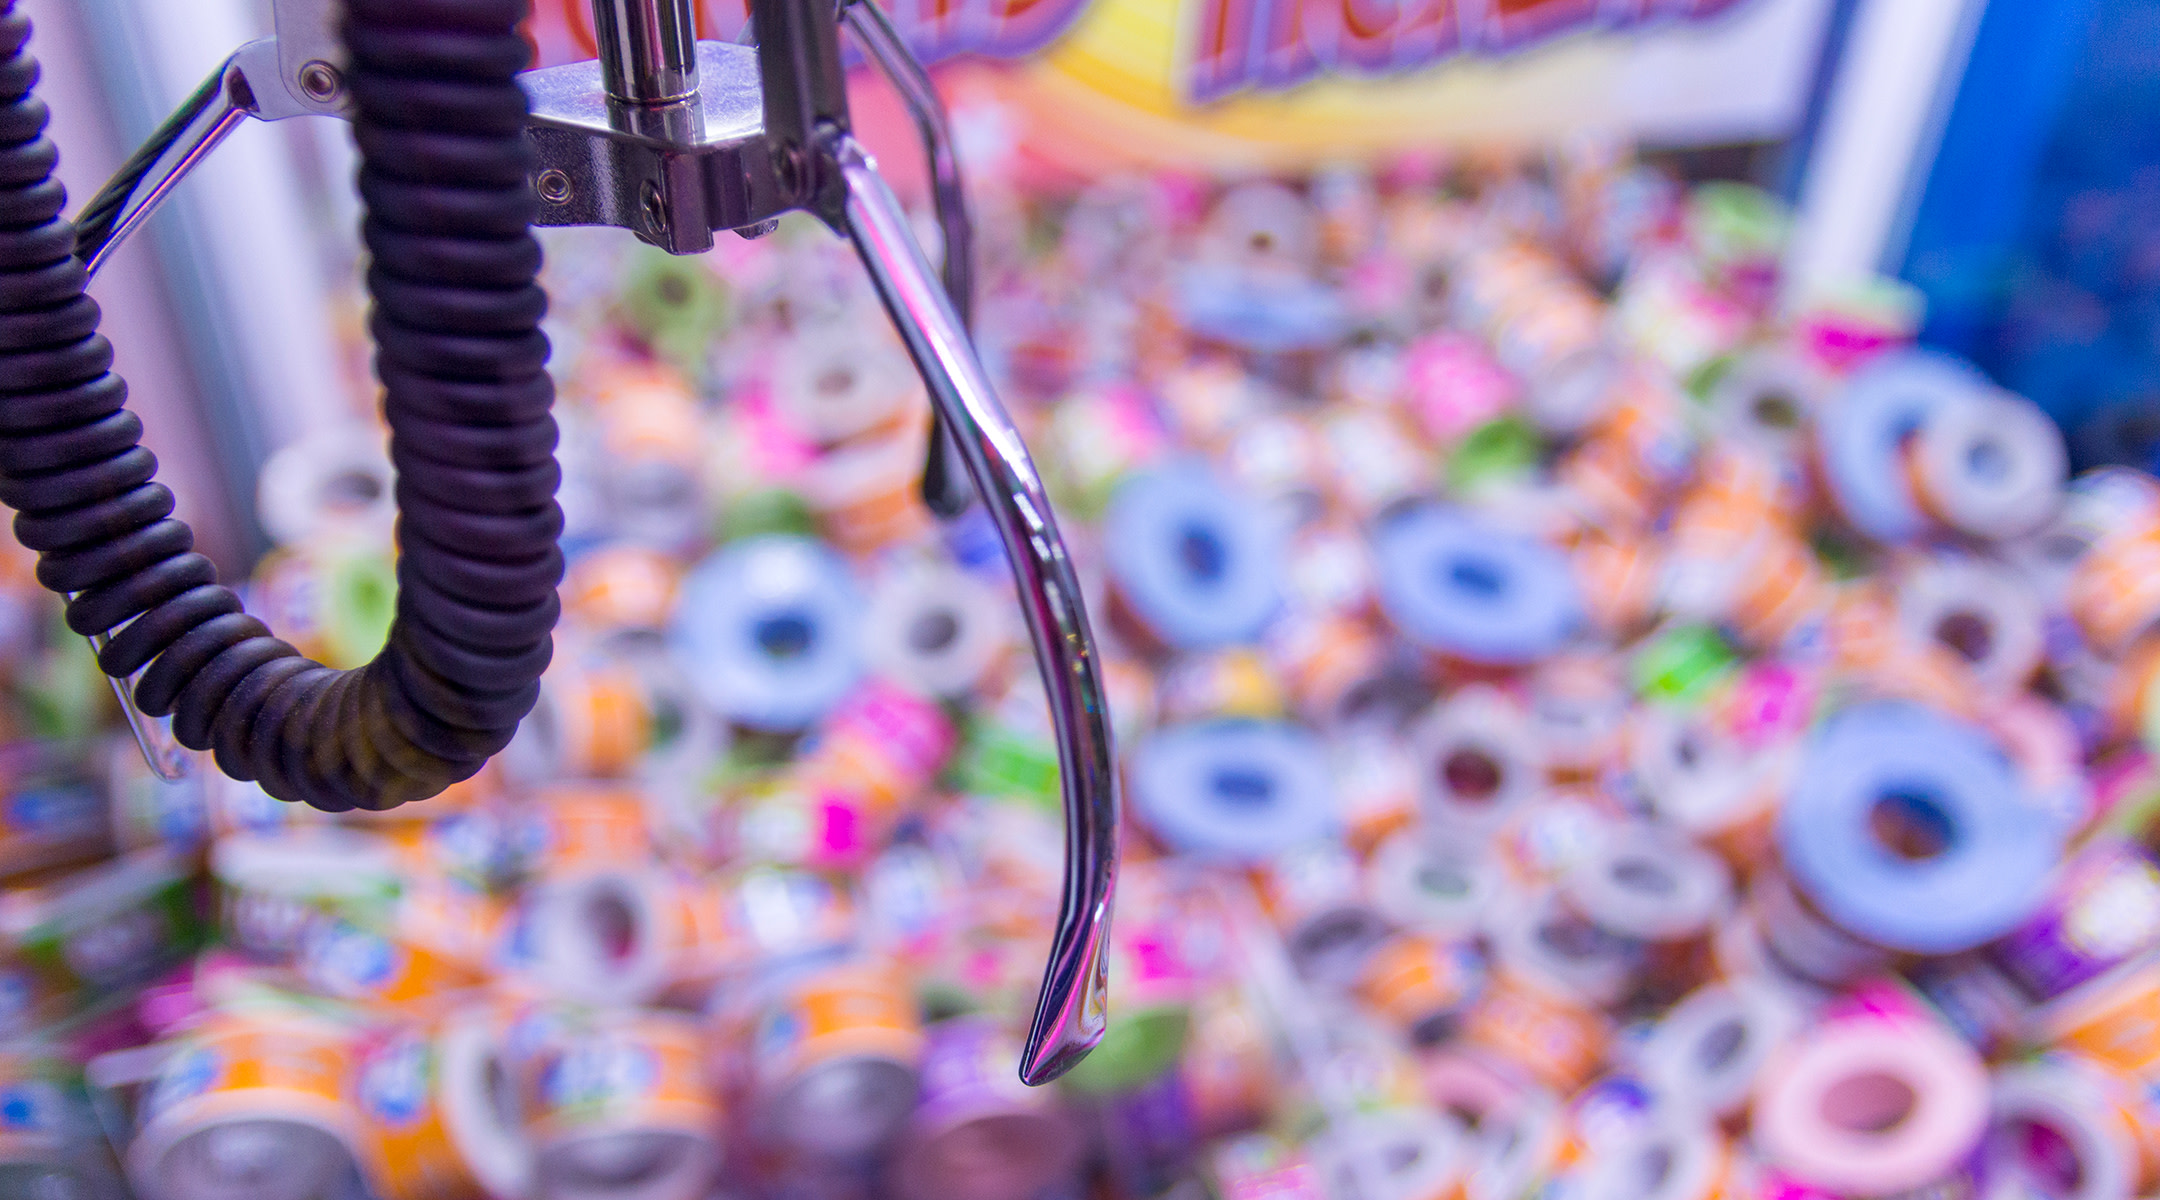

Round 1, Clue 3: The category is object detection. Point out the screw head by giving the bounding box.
[535,169,573,205]
[297,60,341,102]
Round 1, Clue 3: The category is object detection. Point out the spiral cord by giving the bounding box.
[0,0,564,811]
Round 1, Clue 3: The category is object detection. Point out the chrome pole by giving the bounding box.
[590,0,700,104]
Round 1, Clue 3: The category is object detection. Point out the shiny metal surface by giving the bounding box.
[838,0,975,518]
[835,134,1119,1086]
[521,41,783,253]
[590,0,700,104]
[265,0,345,118]
[76,57,251,280]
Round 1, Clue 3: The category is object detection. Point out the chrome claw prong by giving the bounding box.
[831,132,1119,1085]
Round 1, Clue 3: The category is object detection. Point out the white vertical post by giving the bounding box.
[1784,0,1988,302]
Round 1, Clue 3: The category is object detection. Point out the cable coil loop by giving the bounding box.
[0,0,562,811]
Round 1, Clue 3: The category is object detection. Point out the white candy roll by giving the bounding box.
[1633,982,1803,1118]
[770,325,921,445]
[1562,1119,1731,1200]
[1562,821,1733,944]
[863,561,1012,699]
[1368,831,1505,941]
[1312,1108,1466,1200]
[1912,390,2067,541]
[1412,686,1546,836]
[1751,869,1890,987]
[1486,888,1638,1008]
[257,426,397,549]
[1707,348,1826,461]
[1754,1015,1990,1196]
[1200,182,1321,278]
[1627,705,1789,853]
[1895,556,2046,695]
[1259,842,1393,988]
[511,868,692,1006]
[1986,1057,2147,1200]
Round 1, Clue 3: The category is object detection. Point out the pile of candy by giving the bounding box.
[12,145,2160,1200]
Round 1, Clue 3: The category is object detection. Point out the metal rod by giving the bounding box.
[839,0,975,517]
[834,133,1117,1086]
[75,56,251,278]
[65,59,250,782]
[590,0,700,104]
[78,616,192,782]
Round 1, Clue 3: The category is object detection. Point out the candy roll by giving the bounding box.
[1706,348,1824,468]
[1129,721,1334,861]
[1174,261,1349,358]
[355,1008,533,1200]
[769,325,921,447]
[1368,831,1504,941]
[1199,183,1322,278]
[7,848,211,1001]
[1257,841,1393,988]
[1103,464,1284,651]
[1265,612,1396,730]
[747,958,923,1159]
[1353,934,1486,1045]
[1626,704,1789,868]
[1752,1010,1990,1197]
[1570,533,1663,639]
[1554,1118,1732,1200]
[1631,981,1802,1119]
[1310,1108,1466,1200]
[1373,506,1583,664]
[255,426,398,550]
[0,1050,125,1198]
[522,1010,720,1200]
[1045,384,1170,515]
[1747,868,1890,988]
[1529,655,1631,780]
[1992,839,2160,1004]
[1906,954,2033,1058]
[211,830,400,965]
[1894,557,2045,697]
[298,907,492,1018]
[1156,650,1289,724]
[128,1011,368,1200]
[1093,1070,1204,1198]
[1561,820,1733,946]
[505,658,653,784]
[1490,791,1618,887]
[562,546,682,635]
[796,426,935,554]
[862,562,1012,700]
[1908,388,2067,541]
[1816,349,1992,543]
[2028,958,2160,1078]
[1986,1056,2152,1200]
[891,1018,1083,1200]
[1330,732,1423,854]
[1410,685,1546,836]
[1484,888,1638,1009]
[1460,1088,1568,1200]
[672,536,864,732]
[505,867,711,1007]
[1779,702,2062,955]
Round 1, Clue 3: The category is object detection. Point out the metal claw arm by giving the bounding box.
[831,133,1118,1085]
[839,0,975,517]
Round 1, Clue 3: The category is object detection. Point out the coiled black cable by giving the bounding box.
[0,0,563,811]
